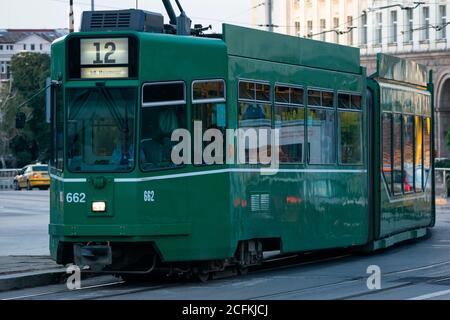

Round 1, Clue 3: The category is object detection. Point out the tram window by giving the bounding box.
[238,80,272,164]
[338,94,351,109]
[275,85,304,106]
[67,88,136,173]
[338,93,362,111]
[192,80,226,165]
[351,95,362,110]
[415,115,424,192]
[308,90,321,106]
[424,117,431,185]
[403,115,414,193]
[143,82,185,106]
[308,90,334,108]
[393,114,403,195]
[275,86,290,104]
[255,83,271,101]
[322,91,334,108]
[307,108,336,164]
[238,102,272,163]
[339,111,362,164]
[140,83,187,171]
[193,80,225,102]
[239,81,270,102]
[382,113,393,192]
[275,105,305,163]
[51,85,63,171]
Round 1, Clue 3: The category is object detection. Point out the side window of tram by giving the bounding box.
[307,90,336,164]
[338,93,363,164]
[382,113,393,191]
[423,116,432,185]
[238,81,272,164]
[140,82,187,171]
[393,114,403,195]
[192,80,227,165]
[274,85,305,163]
[51,85,64,171]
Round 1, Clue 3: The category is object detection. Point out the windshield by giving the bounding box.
[32,166,48,172]
[67,87,136,173]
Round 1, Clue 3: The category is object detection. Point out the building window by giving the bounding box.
[404,9,414,42]
[361,13,368,45]
[23,44,26,50]
[0,45,3,50]
[390,10,398,44]
[375,13,383,45]
[31,44,35,51]
[307,90,336,164]
[40,44,43,50]
[347,16,353,45]
[295,21,301,36]
[438,5,447,40]
[274,85,305,163]
[333,17,339,43]
[422,7,430,41]
[0,61,5,74]
[307,20,313,37]
[320,19,326,41]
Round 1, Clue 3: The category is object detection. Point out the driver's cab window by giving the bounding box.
[140,81,187,171]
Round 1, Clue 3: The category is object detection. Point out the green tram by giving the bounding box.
[48,6,434,279]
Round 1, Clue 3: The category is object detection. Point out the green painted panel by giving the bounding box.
[223,24,361,75]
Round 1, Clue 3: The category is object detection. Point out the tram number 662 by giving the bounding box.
[144,190,155,203]
[66,193,86,204]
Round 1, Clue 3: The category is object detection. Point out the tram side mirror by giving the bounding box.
[15,112,26,129]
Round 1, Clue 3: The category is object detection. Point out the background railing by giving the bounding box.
[0,169,19,190]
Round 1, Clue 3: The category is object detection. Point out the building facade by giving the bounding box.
[0,29,67,83]
[252,0,450,157]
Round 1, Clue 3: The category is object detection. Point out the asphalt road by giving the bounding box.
[1,191,450,300]
[0,191,49,256]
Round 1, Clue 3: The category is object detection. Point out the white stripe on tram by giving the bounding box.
[49,169,367,184]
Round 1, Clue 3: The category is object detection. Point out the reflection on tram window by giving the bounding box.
[238,80,272,164]
[307,108,336,164]
[415,115,424,192]
[382,113,393,192]
[67,88,136,173]
[339,111,362,164]
[140,82,187,171]
[424,116,431,186]
[393,114,403,195]
[403,115,414,193]
[275,105,305,163]
[192,80,227,165]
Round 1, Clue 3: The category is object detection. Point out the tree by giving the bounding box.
[9,52,51,166]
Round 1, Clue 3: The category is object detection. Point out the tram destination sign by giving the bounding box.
[80,38,129,79]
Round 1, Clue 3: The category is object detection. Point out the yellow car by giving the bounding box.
[14,164,50,190]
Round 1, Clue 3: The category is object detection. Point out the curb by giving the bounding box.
[0,269,66,292]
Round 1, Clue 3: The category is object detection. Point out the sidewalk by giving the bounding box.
[0,256,66,292]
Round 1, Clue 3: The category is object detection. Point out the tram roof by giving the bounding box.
[222,24,361,75]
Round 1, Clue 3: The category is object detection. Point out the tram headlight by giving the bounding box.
[92,201,106,213]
